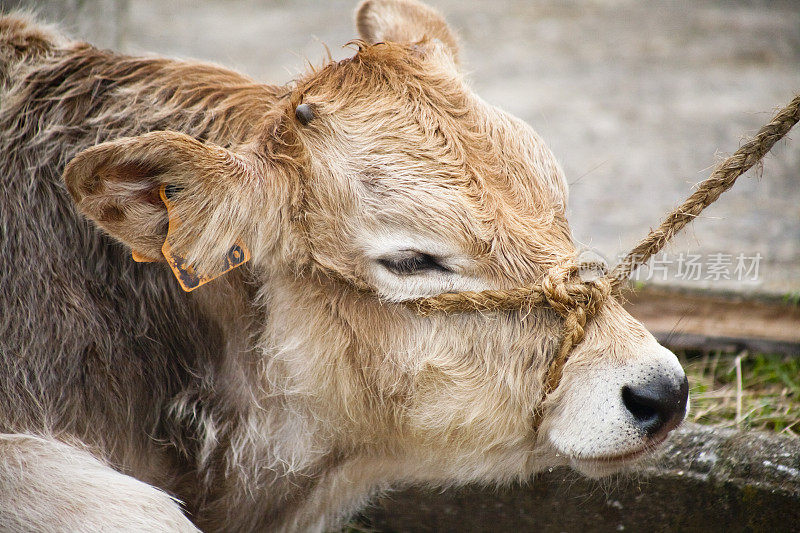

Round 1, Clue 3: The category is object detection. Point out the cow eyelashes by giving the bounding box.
[377,252,451,276]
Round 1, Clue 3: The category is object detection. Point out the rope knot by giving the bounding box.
[541,261,612,326]
[538,260,613,399]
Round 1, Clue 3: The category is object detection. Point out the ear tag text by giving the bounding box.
[130,184,251,292]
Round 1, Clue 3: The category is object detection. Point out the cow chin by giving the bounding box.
[543,340,689,478]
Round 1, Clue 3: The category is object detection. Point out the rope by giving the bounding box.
[405,94,800,423]
[609,94,800,285]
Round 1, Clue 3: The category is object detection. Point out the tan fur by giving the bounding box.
[0,2,686,531]
[356,0,461,63]
[0,434,199,533]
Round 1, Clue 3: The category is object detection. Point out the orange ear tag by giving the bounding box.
[131,249,160,263]
[130,184,250,292]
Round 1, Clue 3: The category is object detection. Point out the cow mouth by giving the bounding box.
[568,433,669,476]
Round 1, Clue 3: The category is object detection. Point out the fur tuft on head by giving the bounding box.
[355,0,460,64]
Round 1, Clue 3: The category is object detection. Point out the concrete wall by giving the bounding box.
[362,423,800,532]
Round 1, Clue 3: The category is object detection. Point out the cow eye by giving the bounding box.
[377,251,451,276]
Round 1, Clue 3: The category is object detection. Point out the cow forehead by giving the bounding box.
[297,44,568,211]
[296,44,575,280]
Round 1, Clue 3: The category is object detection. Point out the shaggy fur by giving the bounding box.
[0,2,686,531]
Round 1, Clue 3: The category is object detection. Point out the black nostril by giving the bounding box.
[622,375,689,438]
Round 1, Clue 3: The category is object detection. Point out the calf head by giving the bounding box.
[65,0,687,483]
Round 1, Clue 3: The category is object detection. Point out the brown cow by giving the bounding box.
[0,1,688,531]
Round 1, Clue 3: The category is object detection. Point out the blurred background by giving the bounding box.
[4,0,800,296]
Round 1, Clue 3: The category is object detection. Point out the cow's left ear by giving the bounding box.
[64,131,264,289]
[355,0,460,64]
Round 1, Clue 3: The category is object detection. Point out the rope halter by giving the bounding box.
[398,94,800,426]
[289,95,797,430]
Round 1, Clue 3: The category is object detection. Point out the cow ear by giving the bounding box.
[64,131,260,288]
[355,0,460,63]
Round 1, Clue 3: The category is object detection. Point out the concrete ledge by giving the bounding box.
[363,423,800,532]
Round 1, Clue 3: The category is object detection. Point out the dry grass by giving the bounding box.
[682,351,800,437]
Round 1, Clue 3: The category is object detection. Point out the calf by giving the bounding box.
[0,1,688,531]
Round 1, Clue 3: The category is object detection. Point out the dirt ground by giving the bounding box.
[8,0,800,294]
